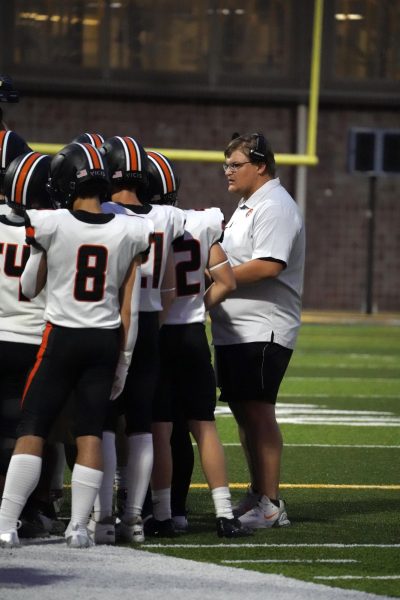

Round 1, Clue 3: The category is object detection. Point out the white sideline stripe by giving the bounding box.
[221,443,400,448]
[222,559,358,564]
[315,576,400,580]
[145,543,400,549]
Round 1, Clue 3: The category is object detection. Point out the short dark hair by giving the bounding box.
[224,132,276,177]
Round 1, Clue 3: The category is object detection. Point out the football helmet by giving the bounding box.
[72,132,105,148]
[47,142,109,208]
[146,151,180,205]
[0,130,31,193]
[100,136,149,190]
[4,151,52,211]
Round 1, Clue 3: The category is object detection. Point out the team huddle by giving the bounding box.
[0,127,305,549]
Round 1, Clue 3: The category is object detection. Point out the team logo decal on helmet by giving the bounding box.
[47,142,109,208]
[72,133,105,148]
[4,151,52,210]
[146,151,180,205]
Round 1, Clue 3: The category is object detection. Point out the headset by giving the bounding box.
[249,132,269,163]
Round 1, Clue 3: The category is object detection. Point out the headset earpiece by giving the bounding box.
[249,132,268,162]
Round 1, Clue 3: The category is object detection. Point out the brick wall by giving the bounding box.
[4,96,399,312]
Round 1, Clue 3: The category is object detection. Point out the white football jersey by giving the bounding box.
[165,207,225,325]
[25,209,153,329]
[0,215,45,344]
[0,202,10,215]
[102,202,186,311]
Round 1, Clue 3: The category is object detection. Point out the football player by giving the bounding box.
[89,136,185,544]
[147,152,253,538]
[0,142,153,548]
[0,130,31,215]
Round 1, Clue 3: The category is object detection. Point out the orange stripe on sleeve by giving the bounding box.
[21,322,53,406]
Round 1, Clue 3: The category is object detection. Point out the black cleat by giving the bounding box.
[216,516,254,538]
[143,517,177,538]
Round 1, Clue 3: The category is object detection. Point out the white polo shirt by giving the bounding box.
[210,177,305,349]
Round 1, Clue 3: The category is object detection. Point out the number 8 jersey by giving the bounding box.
[25,209,153,329]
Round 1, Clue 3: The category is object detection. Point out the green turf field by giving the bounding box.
[140,322,400,598]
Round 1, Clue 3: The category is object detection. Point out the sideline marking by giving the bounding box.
[222,559,357,564]
[315,576,400,580]
[222,443,400,449]
[190,483,400,490]
[145,543,400,549]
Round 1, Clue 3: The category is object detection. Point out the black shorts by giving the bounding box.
[215,341,293,405]
[0,340,38,439]
[104,311,160,435]
[153,323,216,422]
[18,323,119,439]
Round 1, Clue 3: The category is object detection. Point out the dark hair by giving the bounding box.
[224,132,276,177]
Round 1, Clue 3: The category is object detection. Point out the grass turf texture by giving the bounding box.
[62,322,400,598]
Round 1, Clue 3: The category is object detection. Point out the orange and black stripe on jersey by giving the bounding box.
[147,151,177,195]
[11,152,47,208]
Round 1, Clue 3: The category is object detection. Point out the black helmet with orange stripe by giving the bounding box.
[4,151,52,211]
[100,136,149,193]
[47,142,110,208]
[0,130,31,194]
[72,132,105,149]
[146,151,180,206]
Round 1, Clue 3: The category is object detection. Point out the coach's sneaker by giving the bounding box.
[65,523,94,548]
[216,516,254,538]
[239,496,290,529]
[116,516,145,543]
[232,485,260,518]
[88,516,115,545]
[0,525,21,548]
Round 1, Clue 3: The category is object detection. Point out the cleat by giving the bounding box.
[19,508,50,539]
[0,528,20,548]
[239,497,290,529]
[65,523,94,548]
[172,515,189,532]
[143,517,177,538]
[232,485,260,518]
[116,516,145,543]
[88,516,115,545]
[216,516,254,538]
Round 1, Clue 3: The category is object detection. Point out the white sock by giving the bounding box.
[0,454,42,531]
[92,432,116,522]
[211,486,234,519]
[70,464,103,528]
[123,433,153,521]
[152,488,171,521]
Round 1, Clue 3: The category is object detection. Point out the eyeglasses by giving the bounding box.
[222,161,251,173]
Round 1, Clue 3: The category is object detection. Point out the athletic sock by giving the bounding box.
[70,464,103,528]
[123,433,153,521]
[0,454,42,531]
[211,486,234,519]
[92,432,116,522]
[152,487,171,521]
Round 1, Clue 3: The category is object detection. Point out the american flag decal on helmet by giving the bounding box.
[147,151,176,195]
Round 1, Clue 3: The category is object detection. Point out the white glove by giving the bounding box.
[110,351,132,400]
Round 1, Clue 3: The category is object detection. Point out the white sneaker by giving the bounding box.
[232,485,260,518]
[87,517,115,545]
[0,527,20,548]
[117,516,145,543]
[65,523,94,548]
[239,497,290,529]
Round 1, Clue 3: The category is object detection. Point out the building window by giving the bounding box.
[334,0,400,81]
